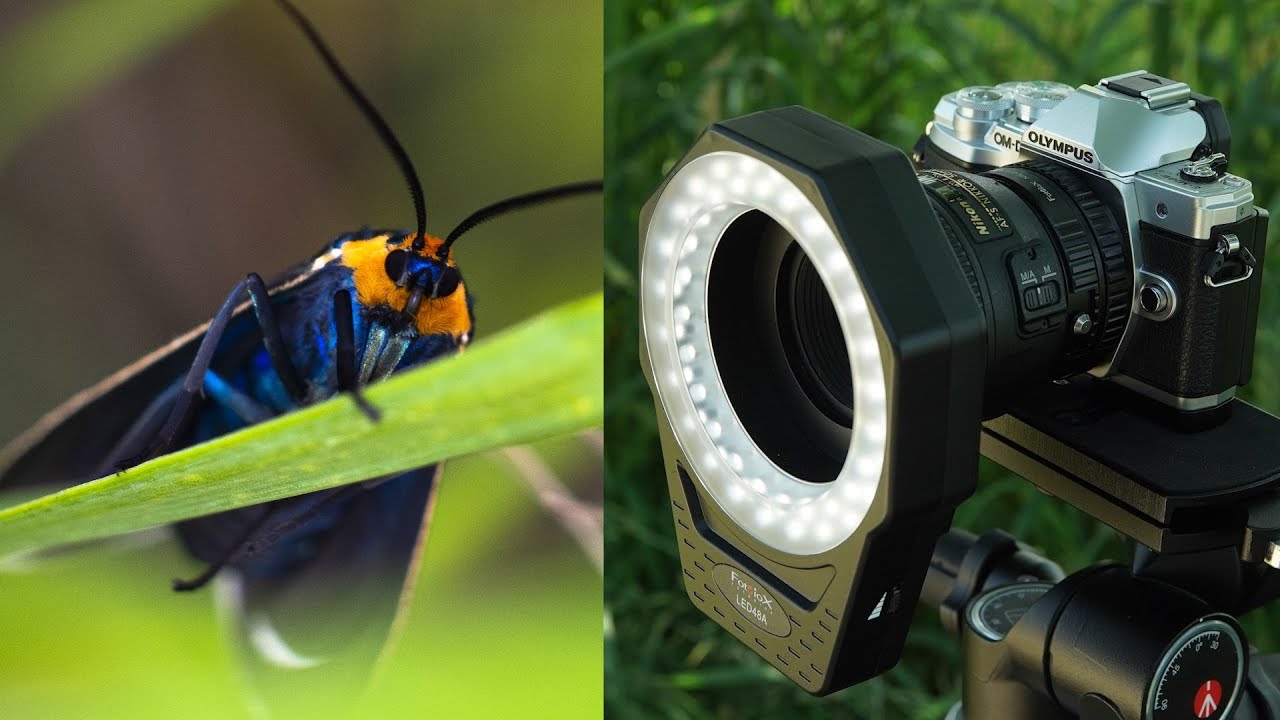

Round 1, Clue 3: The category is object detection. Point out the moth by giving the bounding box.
[0,0,600,702]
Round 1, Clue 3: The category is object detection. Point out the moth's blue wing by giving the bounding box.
[0,334,199,490]
[214,465,441,707]
[0,263,322,491]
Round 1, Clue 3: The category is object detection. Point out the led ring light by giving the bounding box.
[642,151,888,556]
[640,106,987,692]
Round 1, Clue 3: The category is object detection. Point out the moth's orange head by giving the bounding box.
[340,233,470,339]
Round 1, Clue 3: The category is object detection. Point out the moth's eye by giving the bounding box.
[384,249,409,285]
[433,266,461,298]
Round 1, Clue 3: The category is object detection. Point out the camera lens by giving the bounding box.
[778,244,854,426]
[699,158,1130,484]
[920,160,1131,414]
[703,158,1131,447]
[706,210,851,483]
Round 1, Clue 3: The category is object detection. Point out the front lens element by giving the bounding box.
[706,210,851,483]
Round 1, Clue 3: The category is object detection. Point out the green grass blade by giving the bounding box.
[0,293,602,557]
[604,5,731,75]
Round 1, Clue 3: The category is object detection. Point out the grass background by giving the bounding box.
[0,0,600,718]
[604,1,1280,718]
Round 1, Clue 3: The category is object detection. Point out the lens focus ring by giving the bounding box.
[995,160,1131,352]
[918,163,1133,416]
[933,207,985,314]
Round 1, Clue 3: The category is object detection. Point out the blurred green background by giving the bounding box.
[0,0,600,718]
[604,1,1279,718]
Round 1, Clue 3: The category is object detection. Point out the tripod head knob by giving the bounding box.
[955,564,1246,720]
[924,529,1065,635]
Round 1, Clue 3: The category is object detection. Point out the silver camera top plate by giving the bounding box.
[926,71,1209,181]
[1134,162,1255,240]
[1027,78,1204,178]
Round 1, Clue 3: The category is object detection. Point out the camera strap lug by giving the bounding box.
[1202,233,1256,288]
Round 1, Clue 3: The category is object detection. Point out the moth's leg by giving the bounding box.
[334,288,381,421]
[115,275,303,470]
[96,382,183,477]
[244,272,306,405]
[172,506,281,592]
[105,373,271,476]
[114,277,257,469]
[242,482,375,557]
[203,369,273,425]
[172,481,373,592]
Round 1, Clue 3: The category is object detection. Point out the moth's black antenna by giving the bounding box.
[441,180,603,256]
[275,0,427,246]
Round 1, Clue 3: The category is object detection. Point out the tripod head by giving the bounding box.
[915,376,1280,720]
[984,377,1280,614]
[926,527,1280,720]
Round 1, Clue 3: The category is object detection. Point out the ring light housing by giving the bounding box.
[639,106,986,693]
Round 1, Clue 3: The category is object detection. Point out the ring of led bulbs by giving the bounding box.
[642,150,889,556]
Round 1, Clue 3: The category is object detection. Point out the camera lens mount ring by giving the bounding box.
[641,150,889,555]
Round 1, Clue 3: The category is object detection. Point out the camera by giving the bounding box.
[638,70,1273,698]
[914,70,1265,420]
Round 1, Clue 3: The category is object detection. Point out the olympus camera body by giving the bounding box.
[915,70,1268,417]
